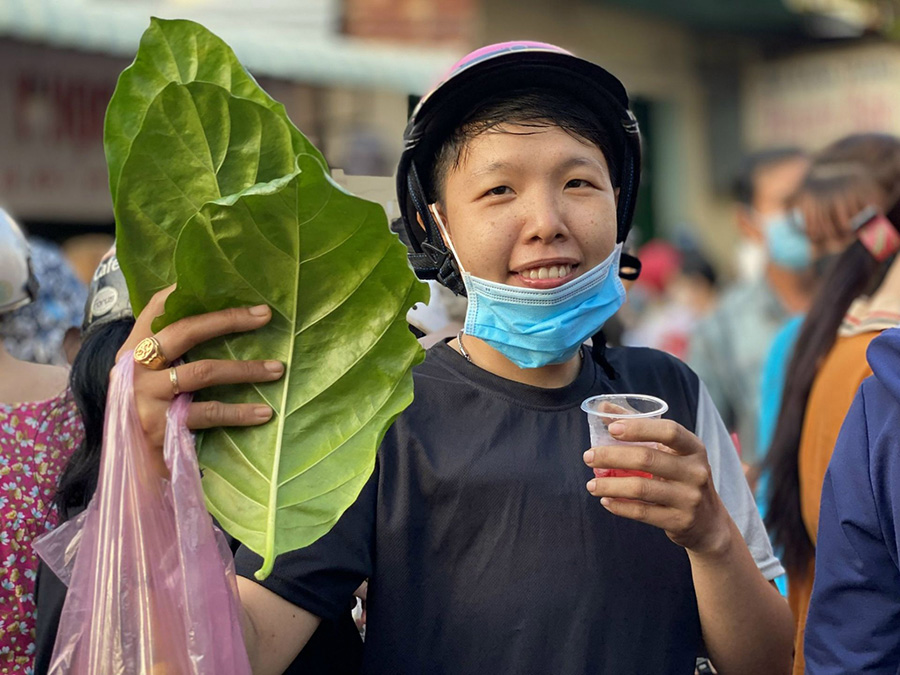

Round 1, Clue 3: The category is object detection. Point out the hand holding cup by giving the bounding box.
[581,394,731,554]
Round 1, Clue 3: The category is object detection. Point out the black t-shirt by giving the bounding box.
[236,342,710,674]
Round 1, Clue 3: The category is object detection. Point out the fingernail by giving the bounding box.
[608,422,625,436]
[254,406,273,420]
[583,449,594,464]
[264,360,284,374]
[600,497,612,508]
[249,304,269,316]
[586,479,597,492]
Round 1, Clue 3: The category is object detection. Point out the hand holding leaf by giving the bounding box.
[109,18,427,577]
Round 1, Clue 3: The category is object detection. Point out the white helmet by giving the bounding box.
[0,208,38,314]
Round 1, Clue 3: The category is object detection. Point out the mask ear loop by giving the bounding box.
[427,204,475,347]
[427,204,469,278]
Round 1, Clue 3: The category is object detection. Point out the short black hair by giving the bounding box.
[428,88,619,203]
[732,147,807,207]
[680,249,717,287]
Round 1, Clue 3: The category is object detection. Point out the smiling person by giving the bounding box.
[122,43,793,674]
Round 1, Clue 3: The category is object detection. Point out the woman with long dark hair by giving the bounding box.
[34,253,363,674]
[765,133,900,674]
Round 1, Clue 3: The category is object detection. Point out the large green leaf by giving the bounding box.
[114,80,298,313]
[107,17,326,316]
[159,156,427,577]
[109,20,428,577]
[105,17,324,205]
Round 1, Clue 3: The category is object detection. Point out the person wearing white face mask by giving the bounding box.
[687,149,812,470]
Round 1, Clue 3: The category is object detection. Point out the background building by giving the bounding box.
[1,0,897,273]
[0,0,459,238]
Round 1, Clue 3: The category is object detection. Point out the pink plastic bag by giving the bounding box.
[34,355,252,674]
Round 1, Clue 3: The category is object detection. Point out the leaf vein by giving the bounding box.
[277,325,419,488]
[277,468,370,510]
[206,229,292,323]
[200,465,268,508]
[294,236,393,336]
[142,151,206,217]
[157,102,222,186]
[297,210,368,267]
[184,89,218,178]
[293,176,334,230]
[219,429,270,482]
[286,281,415,416]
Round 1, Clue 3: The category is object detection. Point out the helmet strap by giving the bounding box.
[406,162,467,295]
[615,111,641,243]
[618,252,641,281]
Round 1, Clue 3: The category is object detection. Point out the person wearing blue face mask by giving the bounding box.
[763,133,900,675]
[117,42,793,674]
[765,210,813,272]
[688,149,813,473]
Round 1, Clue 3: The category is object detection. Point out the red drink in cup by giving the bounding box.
[580,394,669,479]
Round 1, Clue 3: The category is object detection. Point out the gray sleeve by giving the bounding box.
[695,381,785,581]
[686,322,732,430]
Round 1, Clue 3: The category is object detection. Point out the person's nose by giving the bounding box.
[521,190,569,243]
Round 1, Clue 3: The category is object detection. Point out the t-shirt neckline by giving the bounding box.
[429,340,600,411]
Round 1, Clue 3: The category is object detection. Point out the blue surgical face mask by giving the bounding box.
[429,206,626,369]
[764,210,811,270]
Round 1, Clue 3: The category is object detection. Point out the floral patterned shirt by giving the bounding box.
[0,390,81,673]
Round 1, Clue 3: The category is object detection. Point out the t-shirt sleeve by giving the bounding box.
[687,320,733,431]
[695,381,785,580]
[805,383,900,674]
[233,462,378,623]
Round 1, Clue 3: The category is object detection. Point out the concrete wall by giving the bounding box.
[0,37,411,227]
[478,0,742,270]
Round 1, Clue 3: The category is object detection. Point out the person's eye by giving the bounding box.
[565,178,596,189]
[483,185,512,197]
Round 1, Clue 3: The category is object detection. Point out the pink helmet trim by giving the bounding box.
[415,41,575,116]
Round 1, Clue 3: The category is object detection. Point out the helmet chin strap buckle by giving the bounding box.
[618,252,641,281]
[436,252,466,297]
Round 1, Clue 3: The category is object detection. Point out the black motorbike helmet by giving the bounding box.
[397,41,642,296]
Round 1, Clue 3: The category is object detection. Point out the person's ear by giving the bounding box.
[416,204,448,230]
[424,204,452,248]
[736,206,763,242]
[62,327,82,365]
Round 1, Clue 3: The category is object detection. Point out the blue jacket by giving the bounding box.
[806,327,900,673]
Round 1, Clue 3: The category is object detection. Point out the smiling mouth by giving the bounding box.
[519,263,575,280]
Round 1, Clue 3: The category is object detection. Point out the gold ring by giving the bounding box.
[169,366,181,396]
[133,336,168,370]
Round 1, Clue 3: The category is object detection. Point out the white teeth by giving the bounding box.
[524,264,571,280]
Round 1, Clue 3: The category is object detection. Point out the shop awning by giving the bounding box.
[0,0,460,94]
[598,0,871,37]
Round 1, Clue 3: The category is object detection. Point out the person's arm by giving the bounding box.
[805,384,900,674]
[126,288,374,669]
[583,419,793,674]
[238,578,322,674]
[122,288,316,667]
[687,320,735,433]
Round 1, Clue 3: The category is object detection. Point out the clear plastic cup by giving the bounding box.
[580,394,669,479]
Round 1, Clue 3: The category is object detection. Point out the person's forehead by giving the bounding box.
[454,124,610,172]
[753,157,809,206]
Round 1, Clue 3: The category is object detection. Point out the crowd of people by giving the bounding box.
[1,39,900,674]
